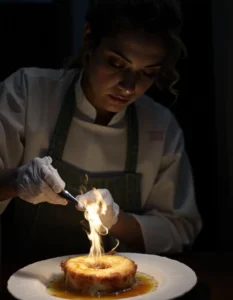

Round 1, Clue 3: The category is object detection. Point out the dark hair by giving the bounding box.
[65,0,186,95]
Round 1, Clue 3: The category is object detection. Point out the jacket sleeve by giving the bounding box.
[0,69,27,214]
[131,115,202,254]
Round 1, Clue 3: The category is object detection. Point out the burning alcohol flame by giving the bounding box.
[84,189,108,259]
[80,176,119,261]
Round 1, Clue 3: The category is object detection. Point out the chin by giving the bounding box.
[107,106,125,113]
[105,102,129,113]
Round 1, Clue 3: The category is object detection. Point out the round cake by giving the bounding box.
[61,255,137,295]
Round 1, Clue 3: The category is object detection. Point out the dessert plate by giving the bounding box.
[7,252,197,300]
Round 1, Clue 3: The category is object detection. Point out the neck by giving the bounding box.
[94,112,115,126]
[81,70,115,126]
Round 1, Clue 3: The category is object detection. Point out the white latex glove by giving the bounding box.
[76,189,119,230]
[16,156,67,205]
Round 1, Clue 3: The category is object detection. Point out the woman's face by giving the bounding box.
[82,27,166,114]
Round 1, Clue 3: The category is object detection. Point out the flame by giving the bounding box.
[80,176,119,261]
[84,189,108,259]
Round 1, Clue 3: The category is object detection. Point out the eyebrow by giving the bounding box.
[109,49,163,68]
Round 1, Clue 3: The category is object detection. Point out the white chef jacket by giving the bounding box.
[0,67,202,254]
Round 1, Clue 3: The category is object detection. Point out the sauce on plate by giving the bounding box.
[47,272,158,299]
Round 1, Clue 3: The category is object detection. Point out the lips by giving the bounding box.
[109,94,129,103]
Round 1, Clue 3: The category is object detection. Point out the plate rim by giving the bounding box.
[7,252,197,300]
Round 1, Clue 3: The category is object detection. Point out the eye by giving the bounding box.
[108,56,126,69]
[143,69,158,79]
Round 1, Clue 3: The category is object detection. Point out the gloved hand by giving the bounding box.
[76,189,119,230]
[16,156,67,205]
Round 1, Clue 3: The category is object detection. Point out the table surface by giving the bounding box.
[1,252,233,300]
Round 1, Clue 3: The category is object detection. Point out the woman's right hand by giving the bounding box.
[16,156,67,205]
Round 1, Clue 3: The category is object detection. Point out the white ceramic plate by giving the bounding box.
[7,252,197,300]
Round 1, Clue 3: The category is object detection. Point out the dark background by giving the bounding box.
[0,0,219,251]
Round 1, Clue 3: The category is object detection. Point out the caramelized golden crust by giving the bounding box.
[61,255,137,295]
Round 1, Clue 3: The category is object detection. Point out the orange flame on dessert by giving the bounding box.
[83,188,108,259]
[80,176,119,261]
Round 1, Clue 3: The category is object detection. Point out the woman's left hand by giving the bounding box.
[76,189,119,230]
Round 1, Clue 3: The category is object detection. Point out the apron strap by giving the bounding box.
[125,103,139,173]
[47,71,81,158]
[48,69,139,174]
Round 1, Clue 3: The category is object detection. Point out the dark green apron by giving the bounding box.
[2,71,142,266]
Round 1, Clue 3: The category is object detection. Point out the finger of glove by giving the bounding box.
[76,190,97,211]
[94,189,119,228]
[95,189,114,206]
[32,156,65,193]
[21,157,54,187]
[39,156,53,165]
[99,202,120,229]
[32,156,52,173]
[40,181,67,205]
[40,164,65,193]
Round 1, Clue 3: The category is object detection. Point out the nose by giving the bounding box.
[118,71,137,95]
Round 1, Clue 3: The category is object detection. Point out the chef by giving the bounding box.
[0,0,202,265]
